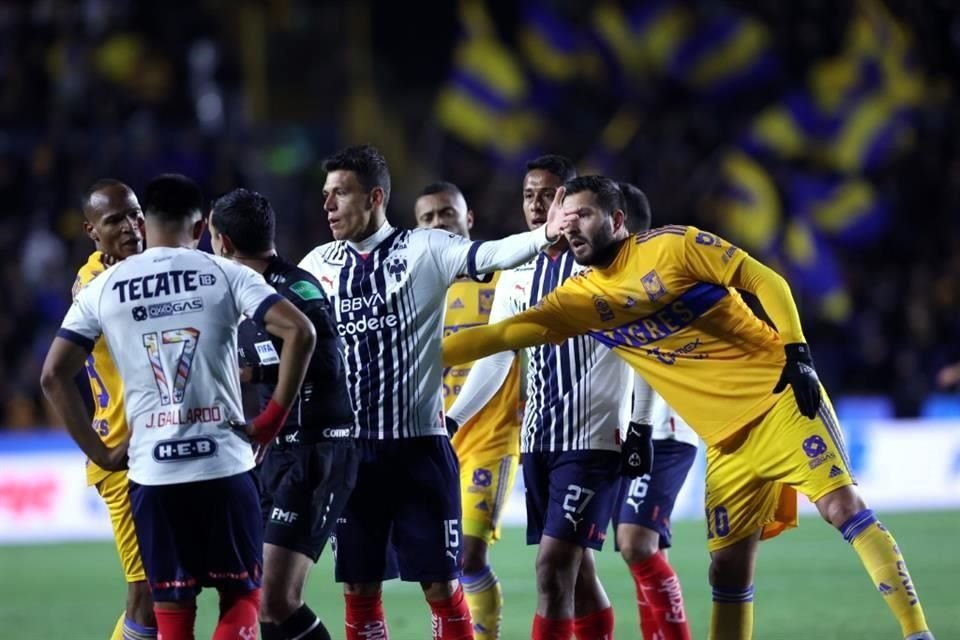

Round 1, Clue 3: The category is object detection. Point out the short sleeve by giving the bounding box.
[58,282,103,351]
[680,227,747,286]
[222,260,284,323]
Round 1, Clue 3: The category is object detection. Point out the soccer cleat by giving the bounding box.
[905,632,935,640]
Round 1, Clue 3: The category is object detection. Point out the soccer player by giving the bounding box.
[613,182,696,640]
[299,145,575,640]
[41,174,317,640]
[74,179,156,640]
[443,175,935,640]
[445,156,623,640]
[415,181,523,640]
[210,188,355,640]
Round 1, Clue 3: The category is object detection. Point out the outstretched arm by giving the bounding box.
[443,316,556,367]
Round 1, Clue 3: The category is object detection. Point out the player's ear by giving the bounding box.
[369,186,385,210]
[192,217,206,242]
[612,208,626,233]
[220,232,236,257]
[83,220,99,243]
[466,209,475,231]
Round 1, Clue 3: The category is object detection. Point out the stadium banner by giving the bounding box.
[1,420,959,544]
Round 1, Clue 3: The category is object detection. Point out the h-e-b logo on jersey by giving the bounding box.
[153,436,217,462]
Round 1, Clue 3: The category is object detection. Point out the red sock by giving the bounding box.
[345,592,389,640]
[154,605,196,640]
[532,614,573,640]
[212,588,260,640]
[428,585,473,640]
[573,607,614,640]
[629,553,691,640]
[637,598,661,640]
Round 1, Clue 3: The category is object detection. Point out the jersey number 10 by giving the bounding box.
[142,328,201,406]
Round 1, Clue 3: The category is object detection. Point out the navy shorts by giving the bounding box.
[129,471,263,602]
[522,450,620,551]
[258,440,359,561]
[333,436,462,583]
[613,439,697,549]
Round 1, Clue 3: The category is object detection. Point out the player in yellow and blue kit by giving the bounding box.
[416,181,522,640]
[75,179,156,640]
[443,175,935,640]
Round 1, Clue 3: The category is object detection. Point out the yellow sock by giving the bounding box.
[709,586,754,640]
[843,510,929,637]
[461,565,503,640]
[110,612,125,640]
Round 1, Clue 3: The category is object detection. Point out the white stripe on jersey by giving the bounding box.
[299,222,552,440]
[650,394,699,446]
[498,251,632,453]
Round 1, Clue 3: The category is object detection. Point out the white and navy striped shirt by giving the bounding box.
[299,222,553,440]
[449,250,633,453]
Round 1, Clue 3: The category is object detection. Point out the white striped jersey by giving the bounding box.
[58,247,282,486]
[649,392,700,447]
[299,221,552,440]
[632,375,699,447]
[491,250,632,453]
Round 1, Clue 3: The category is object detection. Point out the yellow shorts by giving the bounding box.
[95,470,146,582]
[705,387,855,552]
[459,454,519,544]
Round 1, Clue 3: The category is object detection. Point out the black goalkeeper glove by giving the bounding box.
[621,421,654,477]
[445,415,460,438]
[773,342,821,419]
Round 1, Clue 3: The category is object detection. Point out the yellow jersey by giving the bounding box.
[447,226,790,447]
[443,275,522,459]
[73,251,128,485]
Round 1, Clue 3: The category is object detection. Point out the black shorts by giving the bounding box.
[257,440,359,561]
[333,436,463,583]
[129,471,262,602]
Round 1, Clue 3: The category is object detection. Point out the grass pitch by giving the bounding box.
[2,511,955,639]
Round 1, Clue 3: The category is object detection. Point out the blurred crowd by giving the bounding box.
[3,0,959,428]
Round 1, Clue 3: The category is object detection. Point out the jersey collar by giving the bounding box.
[347,221,395,255]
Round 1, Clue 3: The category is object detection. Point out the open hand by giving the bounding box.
[544,187,577,242]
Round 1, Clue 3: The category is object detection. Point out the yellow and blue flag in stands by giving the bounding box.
[712,151,782,256]
[519,3,604,92]
[742,0,924,173]
[666,11,778,101]
[781,217,851,324]
[785,173,888,248]
[435,0,541,162]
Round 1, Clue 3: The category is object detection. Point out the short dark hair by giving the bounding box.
[526,154,577,183]
[323,145,391,206]
[211,188,275,254]
[563,175,625,216]
[420,181,463,198]
[142,174,205,223]
[81,178,129,214]
[618,182,651,232]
